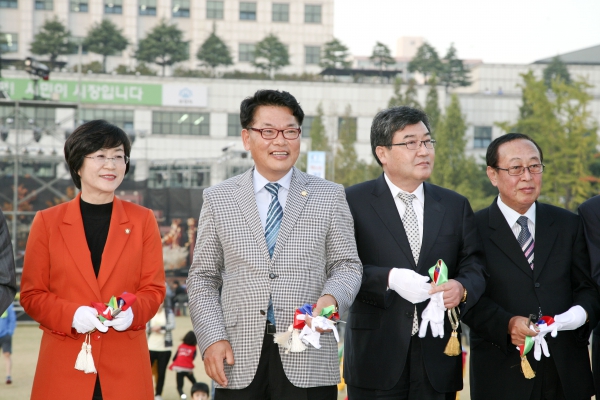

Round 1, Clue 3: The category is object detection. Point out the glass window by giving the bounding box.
[172,0,190,17]
[473,126,492,148]
[35,0,53,10]
[81,109,134,130]
[207,0,223,19]
[70,0,88,12]
[152,111,210,136]
[139,0,156,15]
[305,46,320,65]
[239,2,256,20]
[104,0,122,14]
[272,3,289,22]
[238,43,255,62]
[148,165,210,188]
[338,116,357,142]
[0,1,18,8]
[304,4,321,23]
[227,113,241,136]
[21,107,56,129]
[0,33,18,53]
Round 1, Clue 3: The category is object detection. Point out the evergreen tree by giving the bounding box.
[30,16,74,69]
[334,105,361,187]
[369,42,395,73]
[388,78,420,109]
[135,19,189,76]
[439,43,471,92]
[498,71,598,211]
[308,103,333,180]
[320,38,351,69]
[408,42,442,81]
[84,19,129,73]
[252,34,289,78]
[543,56,572,88]
[196,24,233,77]
[424,76,441,132]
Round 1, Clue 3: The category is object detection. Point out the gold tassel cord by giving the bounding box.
[444,307,461,356]
[521,356,535,379]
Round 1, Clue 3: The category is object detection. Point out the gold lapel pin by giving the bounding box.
[125,228,130,234]
[301,190,307,196]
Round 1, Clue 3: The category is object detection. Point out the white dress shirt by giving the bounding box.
[384,174,425,244]
[496,195,536,240]
[253,168,293,230]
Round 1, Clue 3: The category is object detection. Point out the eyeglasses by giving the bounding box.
[495,164,545,176]
[85,155,130,166]
[248,127,301,140]
[389,139,436,150]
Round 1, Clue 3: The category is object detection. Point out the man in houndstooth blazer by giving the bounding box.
[187,90,362,399]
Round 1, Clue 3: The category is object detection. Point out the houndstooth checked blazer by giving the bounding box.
[187,166,362,389]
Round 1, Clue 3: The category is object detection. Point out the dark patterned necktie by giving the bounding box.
[517,216,534,269]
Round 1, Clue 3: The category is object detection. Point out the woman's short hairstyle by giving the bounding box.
[183,330,198,346]
[64,120,131,189]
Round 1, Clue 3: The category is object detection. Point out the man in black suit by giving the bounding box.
[343,106,486,399]
[578,195,600,397]
[462,133,599,400]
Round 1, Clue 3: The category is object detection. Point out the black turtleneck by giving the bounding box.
[80,197,113,278]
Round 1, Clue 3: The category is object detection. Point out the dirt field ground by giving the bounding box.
[2,316,473,400]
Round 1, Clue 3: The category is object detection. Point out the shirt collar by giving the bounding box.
[383,173,425,205]
[253,168,293,194]
[496,195,536,227]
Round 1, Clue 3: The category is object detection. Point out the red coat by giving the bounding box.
[20,194,166,400]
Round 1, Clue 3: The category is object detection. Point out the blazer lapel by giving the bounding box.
[97,197,133,289]
[488,198,533,278]
[370,174,416,269]
[532,202,557,281]
[418,183,445,274]
[59,195,102,300]
[272,168,309,262]
[234,168,271,262]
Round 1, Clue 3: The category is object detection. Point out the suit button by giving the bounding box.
[269,273,277,279]
[260,310,266,315]
[535,283,540,288]
[93,333,101,341]
[406,312,413,318]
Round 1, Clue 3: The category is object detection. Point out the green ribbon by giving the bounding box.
[320,305,337,317]
[428,259,449,286]
[521,336,534,356]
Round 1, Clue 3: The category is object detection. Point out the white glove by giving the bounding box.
[388,268,431,304]
[418,291,445,338]
[553,306,587,332]
[103,307,134,331]
[533,325,551,361]
[72,306,108,334]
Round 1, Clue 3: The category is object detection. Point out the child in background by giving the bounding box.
[169,331,197,399]
[190,382,210,400]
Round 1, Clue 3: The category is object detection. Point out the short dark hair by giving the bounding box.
[239,90,304,129]
[486,133,544,168]
[191,382,209,396]
[370,106,431,166]
[64,120,131,189]
[183,330,197,346]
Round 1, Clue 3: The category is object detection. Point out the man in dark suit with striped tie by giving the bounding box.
[462,133,600,400]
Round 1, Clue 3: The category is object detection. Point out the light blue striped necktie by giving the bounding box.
[264,183,282,325]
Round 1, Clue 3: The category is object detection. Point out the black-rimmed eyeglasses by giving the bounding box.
[249,127,301,140]
[389,139,436,150]
[495,164,545,176]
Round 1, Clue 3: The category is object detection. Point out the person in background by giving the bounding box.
[20,120,166,400]
[0,209,16,314]
[170,330,198,399]
[148,299,176,400]
[0,303,16,384]
[190,382,210,400]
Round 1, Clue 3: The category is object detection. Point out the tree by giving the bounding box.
[196,24,232,77]
[84,19,129,73]
[252,34,289,78]
[29,16,74,69]
[408,42,442,81]
[424,76,441,132]
[498,71,598,211]
[439,43,471,92]
[388,78,420,109]
[543,56,571,88]
[135,19,189,76]
[0,28,7,78]
[320,38,351,70]
[369,42,395,73]
[308,103,334,180]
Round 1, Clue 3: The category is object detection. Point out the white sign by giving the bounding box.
[307,151,327,179]
[162,83,208,107]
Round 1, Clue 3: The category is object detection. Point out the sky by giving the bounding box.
[334,0,600,64]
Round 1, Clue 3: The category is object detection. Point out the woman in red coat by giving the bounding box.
[20,120,166,400]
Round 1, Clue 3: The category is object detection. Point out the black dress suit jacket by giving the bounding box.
[343,175,486,392]
[462,198,600,400]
